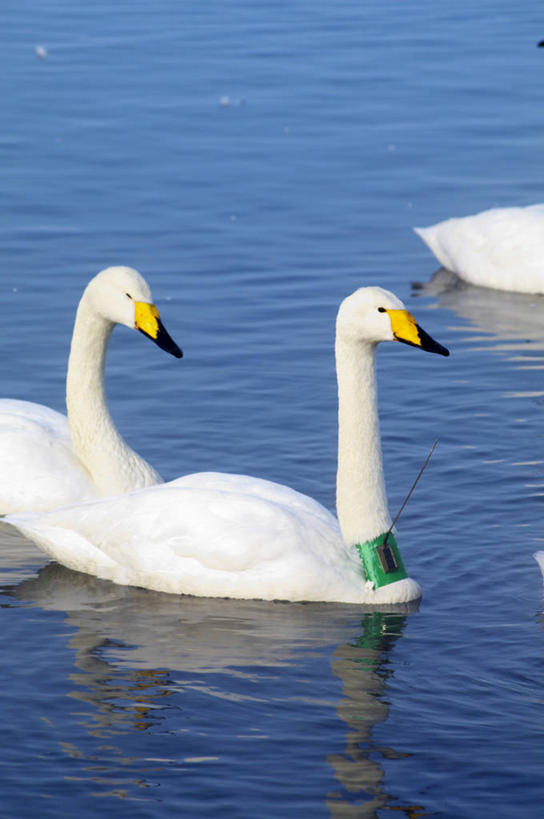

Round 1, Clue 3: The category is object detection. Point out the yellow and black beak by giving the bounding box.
[386,309,449,357]
[134,302,183,359]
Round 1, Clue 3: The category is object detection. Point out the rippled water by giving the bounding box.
[2,1,544,817]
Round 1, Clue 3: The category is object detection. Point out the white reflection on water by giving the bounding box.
[4,537,420,816]
[414,268,544,360]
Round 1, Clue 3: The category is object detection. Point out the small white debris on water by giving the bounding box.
[35,45,48,59]
[219,96,245,107]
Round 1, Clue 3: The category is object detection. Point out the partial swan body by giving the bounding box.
[534,552,544,581]
[7,287,449,604]
[0,266,182,514]
[415,204,544,294]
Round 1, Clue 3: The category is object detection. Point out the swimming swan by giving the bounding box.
[415,204,544,294]
[7,287,449,604]
[0,266,182,514]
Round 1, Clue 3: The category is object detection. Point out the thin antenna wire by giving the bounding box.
[383,440,438,545]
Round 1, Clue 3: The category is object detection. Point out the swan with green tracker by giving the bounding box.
[7,286,449,604]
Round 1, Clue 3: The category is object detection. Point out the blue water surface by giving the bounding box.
[1,1,544,817]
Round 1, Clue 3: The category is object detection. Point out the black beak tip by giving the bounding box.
[139,323,183,359]
[415,324,450,357]
[158,330,183,359]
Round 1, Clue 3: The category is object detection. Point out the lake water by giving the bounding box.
[1,1,544,816]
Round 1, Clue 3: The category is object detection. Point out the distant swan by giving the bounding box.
[415,204,544,294]
[534,552,544,581]
[0,266,182,513]
[7,287,449,604]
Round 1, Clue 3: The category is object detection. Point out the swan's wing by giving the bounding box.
[6,478,368,603]
[170,471,337,527]
[0,399,97,514]
[0,399,71,436]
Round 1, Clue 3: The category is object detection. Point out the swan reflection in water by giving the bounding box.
[414,268,544,361]
[3,546,424,817]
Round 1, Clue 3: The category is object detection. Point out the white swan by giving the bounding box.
[7,287,449,604]
[0,266,182,514]
[414,204,544,294]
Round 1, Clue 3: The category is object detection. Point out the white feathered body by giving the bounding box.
[0,399,97,512]
[415,205,544,294]
[534,551,544,579]
[8,472,420,604]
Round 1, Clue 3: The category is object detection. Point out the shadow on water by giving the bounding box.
[413,268,544,356]
[2,555,424,817]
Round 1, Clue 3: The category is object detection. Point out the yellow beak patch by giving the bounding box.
[386,309,422,347]
[385,309,450,356]
[134,301,161,339]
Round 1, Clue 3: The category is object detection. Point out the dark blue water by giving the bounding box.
[2,1,544,816]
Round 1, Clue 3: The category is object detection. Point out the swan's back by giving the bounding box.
[0,399,96,513]
[173,471,338,527]
[415,205,544,294]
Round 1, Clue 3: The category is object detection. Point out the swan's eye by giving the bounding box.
[125,293,133,300]
[378,307,386,313]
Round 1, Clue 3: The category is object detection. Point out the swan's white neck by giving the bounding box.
[335,337,391,545]
[66,297,162,496]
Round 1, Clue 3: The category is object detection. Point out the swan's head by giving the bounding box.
[85,266,183,358]
[337,286,449,355]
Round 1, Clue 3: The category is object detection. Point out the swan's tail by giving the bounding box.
[533,551,544,578]
[413,224,452,271]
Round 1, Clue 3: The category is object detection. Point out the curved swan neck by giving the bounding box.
[66,297,161,495]
[67,300,111,407]
[335,337,391,545]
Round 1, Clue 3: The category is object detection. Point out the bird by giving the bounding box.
[0,266,182,514]
[414,204,544,294]
[7,287,449,604]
